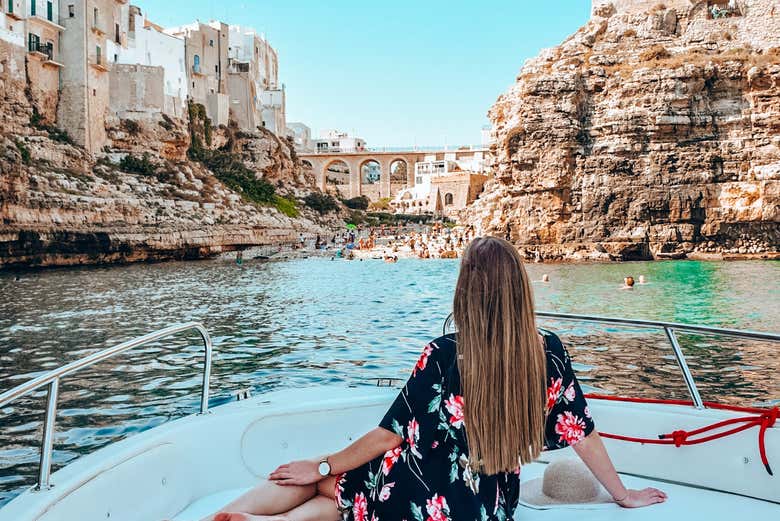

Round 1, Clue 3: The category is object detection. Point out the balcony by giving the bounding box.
[28,15,66,31]
[5,6,22,21]
[28,40,53,61]
[90,55,109,72]
[91,24,106,37]
[192,65,205,76]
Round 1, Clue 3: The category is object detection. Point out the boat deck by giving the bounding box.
[173,463,779,520]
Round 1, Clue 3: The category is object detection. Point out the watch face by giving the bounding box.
[318,461,331,476]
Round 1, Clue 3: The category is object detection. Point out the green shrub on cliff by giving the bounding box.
[123,119,142,135]
[120,153,157,176]
[304,193,339,214]
[342,196,370,210]
[200,150,276,204]
[273,195,300,218]
[186,100,276,206]
[14,139,31,165]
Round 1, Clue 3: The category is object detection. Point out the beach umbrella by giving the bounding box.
[345,223,357,230]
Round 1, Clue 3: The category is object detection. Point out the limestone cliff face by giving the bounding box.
[0,42,338,268]
[467,0,780,260]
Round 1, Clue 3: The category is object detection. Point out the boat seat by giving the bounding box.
[173,469,779,521]
[516,463,778,520]
[173,488,250,521]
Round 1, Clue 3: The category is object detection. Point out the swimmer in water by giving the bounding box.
[621,276,635,290]
[638,275,647,284]
[541,274,550,283]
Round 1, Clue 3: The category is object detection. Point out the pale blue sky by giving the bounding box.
[134,0,590,147]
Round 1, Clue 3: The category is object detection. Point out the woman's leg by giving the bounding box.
[197,481,316,521]
[277,496,339,521]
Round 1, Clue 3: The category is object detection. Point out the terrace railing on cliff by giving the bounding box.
[0,323,213,492]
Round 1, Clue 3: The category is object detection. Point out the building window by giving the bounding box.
[30,0,36,16]
[193,54,200,73]
[8,0,13,16]
[214,64,218,74]
[47,1,53,21]
[445,193,454,206]
[96,45,101,65]
[68,4,74,18]
[115,23,120,44]
[93,7,98,28]
[114,53,117,62]
[209,39,214,47]
[28,33,40,52]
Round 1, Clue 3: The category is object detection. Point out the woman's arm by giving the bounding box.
[269,427,401,486]
[572,430,667,508]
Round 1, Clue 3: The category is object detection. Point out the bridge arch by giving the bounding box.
[324,159,351,196]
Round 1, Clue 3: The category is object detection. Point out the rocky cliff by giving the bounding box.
[0,42,339,268]
[466,0,780,261]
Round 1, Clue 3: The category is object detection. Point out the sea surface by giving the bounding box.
[0,258,778,506]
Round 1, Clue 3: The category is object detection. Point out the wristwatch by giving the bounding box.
[318,457,332,477]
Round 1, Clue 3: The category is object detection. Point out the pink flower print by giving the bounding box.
[546,377,563,410]
[555,411,587,445]
[381,446,402,475]
[379,482,395,502]
[564,382,576,402]
[444,394,464,429]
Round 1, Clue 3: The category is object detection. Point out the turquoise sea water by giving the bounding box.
[0,258,778,506]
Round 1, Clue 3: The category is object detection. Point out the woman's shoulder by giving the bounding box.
[425,333,457,364]
[539,328,567,358]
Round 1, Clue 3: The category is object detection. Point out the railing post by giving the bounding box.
[36,378,59,490]
[198,326,213,415]
[663,327,704,409]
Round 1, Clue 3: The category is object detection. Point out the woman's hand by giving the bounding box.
[269,460,322,486]
[616,487,668,508]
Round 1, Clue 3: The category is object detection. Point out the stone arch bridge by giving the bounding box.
[299,149,487,200]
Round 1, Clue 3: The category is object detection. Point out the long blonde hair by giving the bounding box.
[453,237,546,474]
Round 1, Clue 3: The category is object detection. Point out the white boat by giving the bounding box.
[0,314,778,520]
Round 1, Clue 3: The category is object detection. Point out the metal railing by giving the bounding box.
[28,40,53,60]
[0,322,213,491]
[443,312,780,410]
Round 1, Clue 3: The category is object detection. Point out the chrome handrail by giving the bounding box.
[0,322,213,491]
[442,312,780,410]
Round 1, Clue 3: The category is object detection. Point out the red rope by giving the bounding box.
[584,394,779,476]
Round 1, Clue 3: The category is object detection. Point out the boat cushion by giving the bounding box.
[173,488,250,521]
[173,468,779,520]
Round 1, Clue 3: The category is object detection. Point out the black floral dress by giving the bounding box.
[335,330,595,521]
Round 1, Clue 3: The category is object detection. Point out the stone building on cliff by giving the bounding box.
[227,25,286,135]
[165,21,230,127]
[464,0,780,260]
[108,5,188,119]
[0,0,64,124]
[57,0,129,154]
[1,1,288,154]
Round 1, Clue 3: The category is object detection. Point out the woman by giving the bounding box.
[204,237,666,521]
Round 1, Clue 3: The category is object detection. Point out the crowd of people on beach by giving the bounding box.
[306,221,479,261]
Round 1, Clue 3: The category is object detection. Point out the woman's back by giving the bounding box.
[335,329,595,521]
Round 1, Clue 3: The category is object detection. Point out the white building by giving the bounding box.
[0,0,26,47]
[227,25,286,134]
[313,130,366,153]
[391,152,490,216]
[109,6,188,117]
[286,122,314,152]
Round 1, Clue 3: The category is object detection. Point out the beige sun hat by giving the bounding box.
[518,459,617,510]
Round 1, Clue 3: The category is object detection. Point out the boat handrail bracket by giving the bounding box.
[0,322,213,492]
[443,311,780,411]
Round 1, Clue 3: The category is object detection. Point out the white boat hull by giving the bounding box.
[1,386,778,521]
